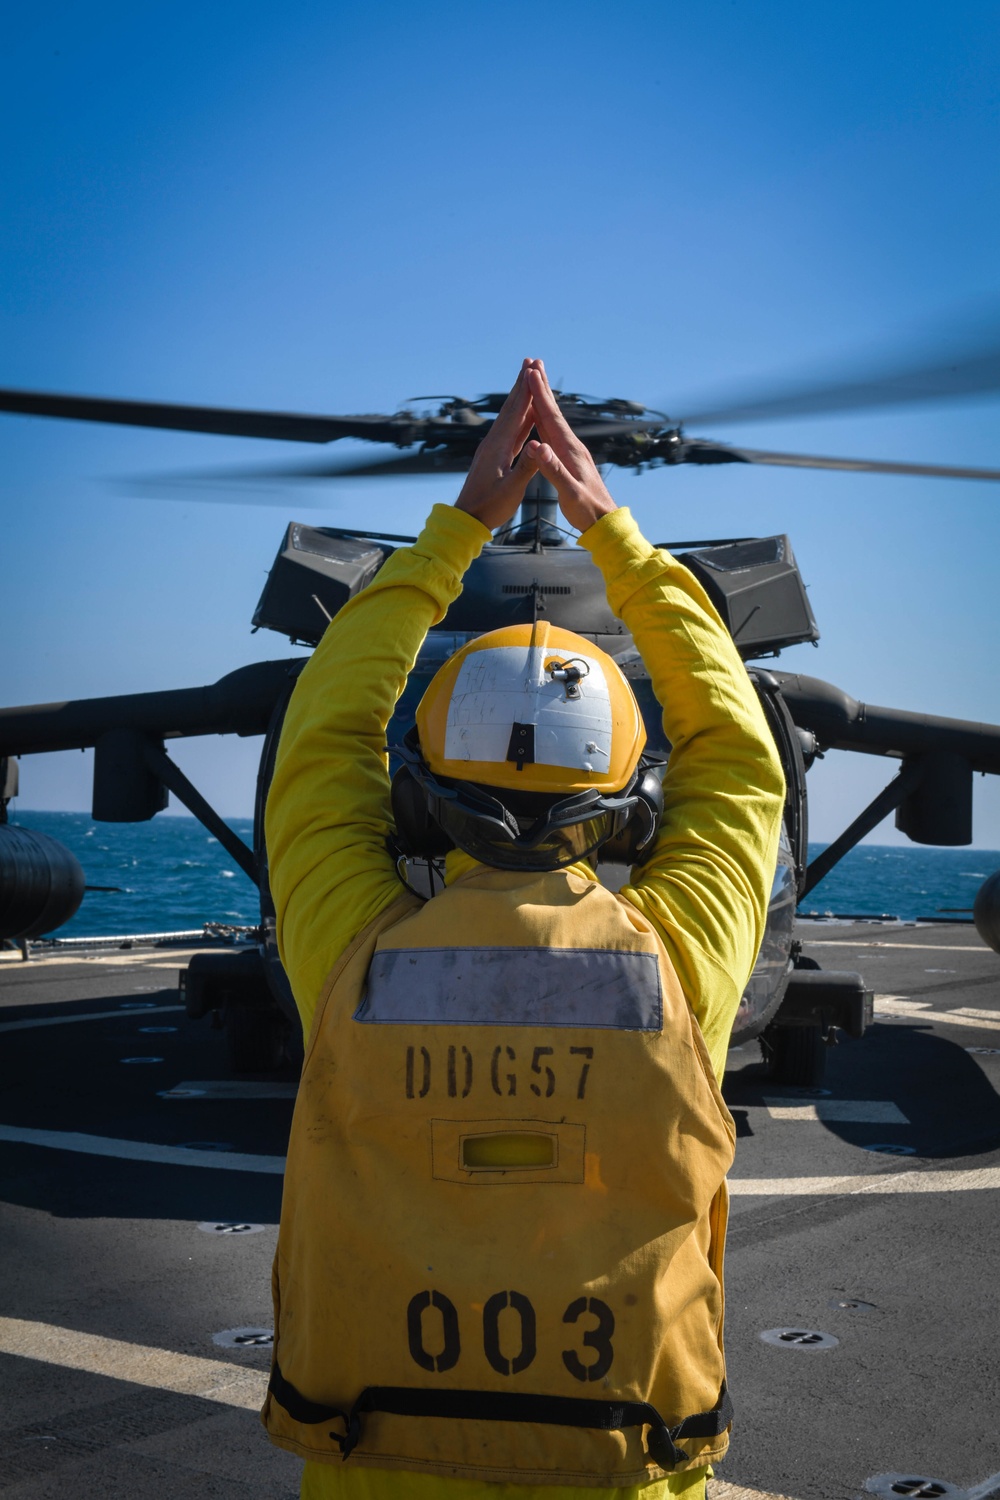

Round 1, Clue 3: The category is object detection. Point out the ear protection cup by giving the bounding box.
[390,763,455,859]
[391,746,664,868]
[598,764,665,866]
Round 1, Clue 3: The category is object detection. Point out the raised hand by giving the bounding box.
[522,362,618,533]
[454,359,541,532]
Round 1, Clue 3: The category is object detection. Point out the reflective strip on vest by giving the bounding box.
[354,946,663,1030]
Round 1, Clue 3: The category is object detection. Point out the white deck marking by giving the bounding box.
[7,1317,992,1500]
[0,1316,268,1410]
[920,1010,1000,1031]
[711,1484,799,1500]
[1,1126,993,1195]
[966,1470,1000,1500]
[0,1004,183,1034]
[0,1124,285,1173]
[163,1079,298,1100]
[874,996,1000,1032]
[763,1099,910,1123]
[804,940,987,952]
[730,1166,1000,1195]
[0,952,186,969]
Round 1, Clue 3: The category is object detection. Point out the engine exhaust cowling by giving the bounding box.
[0,825,85,939]
[973,870,1000,956]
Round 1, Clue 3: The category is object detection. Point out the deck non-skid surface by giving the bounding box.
[1,925,998,1499]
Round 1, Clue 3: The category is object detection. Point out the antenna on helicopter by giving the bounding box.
[502,475,566,548]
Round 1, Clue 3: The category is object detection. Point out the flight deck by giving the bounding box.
[1,921,998,1500]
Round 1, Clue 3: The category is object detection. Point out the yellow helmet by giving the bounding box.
[395,624,656,872]
[414,622,646,795]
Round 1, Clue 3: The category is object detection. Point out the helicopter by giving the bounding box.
[2,343,1000,1087]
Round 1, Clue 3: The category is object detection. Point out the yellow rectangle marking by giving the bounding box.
[432,1118,585,1184]
[461,1131,557,1169]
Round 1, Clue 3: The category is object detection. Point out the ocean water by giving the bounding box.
[10,810,261,938]
[797,842,997,922]
[7,810,999,938]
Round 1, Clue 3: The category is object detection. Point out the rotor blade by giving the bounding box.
[676,334,1000,427]
[571,419,665,440]
[730,446,1000,482]
[0,387,407,444]
[129,447,475,497]
[271,449,473,478]
[319,426,669,468]
[120,483,336,509]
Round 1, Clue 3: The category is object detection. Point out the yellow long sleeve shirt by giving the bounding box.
[265,503,785,1500]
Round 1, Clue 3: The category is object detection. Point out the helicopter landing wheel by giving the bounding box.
[224,1000,289,1074]
[762,1022,827,1087]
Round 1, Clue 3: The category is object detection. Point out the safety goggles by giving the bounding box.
[395,735,642,872]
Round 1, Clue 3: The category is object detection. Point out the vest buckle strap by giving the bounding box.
[644,1424,688,1469]
[269,1361,733,1469]
[334,1410,362,1460]
[267,1361,348,1437]
[266,1366,358,1461]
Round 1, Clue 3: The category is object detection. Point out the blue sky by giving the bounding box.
[3,0,999,845]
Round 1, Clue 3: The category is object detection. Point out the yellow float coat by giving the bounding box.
[263,867,735,1483]
[264,504,785,1500]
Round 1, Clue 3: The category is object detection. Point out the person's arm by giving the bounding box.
[266,361,541,1032]
[265,505,491,1029]
[523,363,785,1075]
[580,509,785,1073]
